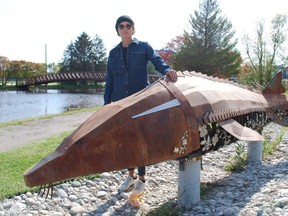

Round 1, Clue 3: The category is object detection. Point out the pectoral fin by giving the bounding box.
[218,119,264,141]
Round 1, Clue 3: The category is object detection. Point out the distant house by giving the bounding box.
[276,66,288,79]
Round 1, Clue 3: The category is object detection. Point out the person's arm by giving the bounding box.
[146,42,177,82]
[103,57,113,105]
[103,71,112,105]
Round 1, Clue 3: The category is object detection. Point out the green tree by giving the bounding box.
[61,32,107,72]
[91,35,107,71]
[61,42,77,72]
[242,14,287,87]
[47,62,60,73]
[74,32,94,71]
[173,0,242,78]
[0,56,10,85]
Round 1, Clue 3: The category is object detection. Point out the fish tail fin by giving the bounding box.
[262,71,286,94]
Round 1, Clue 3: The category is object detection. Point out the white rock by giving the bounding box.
[96,191,108,198]
[57,189,68,198]
[9,202,26,213]
[70,206,86,215]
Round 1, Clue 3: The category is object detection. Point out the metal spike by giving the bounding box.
[132,99,181,119]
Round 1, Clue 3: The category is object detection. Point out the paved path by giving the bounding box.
[0,111,95,152]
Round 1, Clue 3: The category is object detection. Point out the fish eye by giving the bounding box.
[75,141,81,145]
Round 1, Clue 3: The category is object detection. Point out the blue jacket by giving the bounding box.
[104,38,172,105]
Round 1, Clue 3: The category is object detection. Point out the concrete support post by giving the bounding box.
[178,156,201,208]
[247,141,263,164]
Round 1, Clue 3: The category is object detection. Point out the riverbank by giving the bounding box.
[0,110,96,152]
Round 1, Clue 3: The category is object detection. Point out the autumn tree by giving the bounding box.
[0,57,46,85]
[242,14,287,86]
[173,0,242,78]
[147,35,184,75]
[156,35,185,69]
[7,60,46,84]
[61,32,107,72]
[157,49,174,67]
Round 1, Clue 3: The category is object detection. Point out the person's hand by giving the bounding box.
[165,69,178,82]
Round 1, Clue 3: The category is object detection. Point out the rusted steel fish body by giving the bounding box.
[24,71,288,187]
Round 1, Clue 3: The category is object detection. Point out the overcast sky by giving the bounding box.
[0,0,287,64]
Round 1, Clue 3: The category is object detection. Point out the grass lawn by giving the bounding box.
[0,107,101,200]
[0,131,72,199]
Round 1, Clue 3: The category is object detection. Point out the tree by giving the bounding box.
[61,42,77,72]
[47,62,60,73]
[157,49,174,67]
[1,56,50,85]
[173,0,242,78]
[148,36,184,75]
[91,35,107,71]
[242,14,287,86]
[0,56,10,85]
[61,32,107,73]
[5,60,46,85]
[157,36,185,67]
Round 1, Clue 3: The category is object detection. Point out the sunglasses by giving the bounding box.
[118,24,133,30]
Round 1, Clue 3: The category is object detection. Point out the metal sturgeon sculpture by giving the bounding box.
[24,71,288,188]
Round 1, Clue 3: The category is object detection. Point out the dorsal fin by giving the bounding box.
[262,71,285,94]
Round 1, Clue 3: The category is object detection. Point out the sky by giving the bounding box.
[0,0,287,64]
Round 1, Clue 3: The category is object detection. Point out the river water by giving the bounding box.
[0,89,104,123]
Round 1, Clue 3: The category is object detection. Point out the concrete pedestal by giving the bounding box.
[247,141,263,164]
[178,157,201,208]
[176,140,262,207]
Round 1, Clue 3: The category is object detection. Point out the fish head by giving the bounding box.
[23,81,195,187]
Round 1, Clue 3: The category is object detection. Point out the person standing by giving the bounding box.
[104,15,177,196]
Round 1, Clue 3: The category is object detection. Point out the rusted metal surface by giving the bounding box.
[24,71,288,187]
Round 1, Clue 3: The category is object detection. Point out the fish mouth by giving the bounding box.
[23,150,66,187]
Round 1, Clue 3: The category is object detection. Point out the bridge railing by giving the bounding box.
[17,71,106,87]
[17,72,162,87]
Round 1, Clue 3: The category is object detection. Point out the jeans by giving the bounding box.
[128,166,145,176]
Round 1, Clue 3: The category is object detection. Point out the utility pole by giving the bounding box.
[45,43,48,73]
